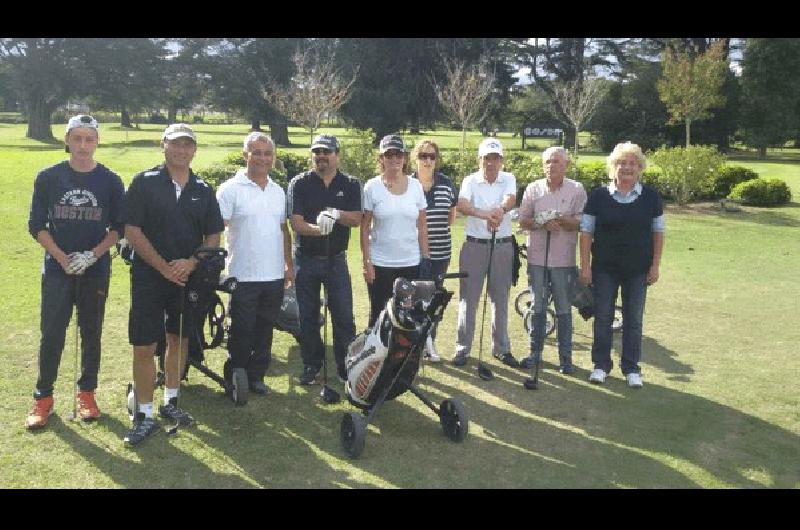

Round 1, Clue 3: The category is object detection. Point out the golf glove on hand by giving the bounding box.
[66,251,97,275]
[316,211,336,236]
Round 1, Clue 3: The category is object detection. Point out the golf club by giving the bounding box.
[68,276,81,420]
[166,285,186,435]
[524,231,550,390]
[476,230,496,382]
[320,233,341,404]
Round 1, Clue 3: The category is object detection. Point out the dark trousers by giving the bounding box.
[591,271,648,375]
[34,273,109,399]
[367,264,420,329]
[295,252,355,372]
[224,280,284,383]
[428,258,450,339]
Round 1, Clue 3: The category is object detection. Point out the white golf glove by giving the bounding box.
[66,251,97,275]
[316,210,337,236]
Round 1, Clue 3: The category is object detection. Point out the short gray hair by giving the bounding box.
[542,146,569,162]
[243,132,275,152]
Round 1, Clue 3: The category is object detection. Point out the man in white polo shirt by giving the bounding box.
[453,138,520,369]
[216,132,294,399]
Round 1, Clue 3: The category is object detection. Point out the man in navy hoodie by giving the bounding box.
[26,114,125,429]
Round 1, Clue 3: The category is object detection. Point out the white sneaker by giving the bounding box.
[424,336,442,363]
[589,368,607,384]
[626,372,643,388]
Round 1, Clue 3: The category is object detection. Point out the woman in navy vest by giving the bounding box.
[578,142,665,389]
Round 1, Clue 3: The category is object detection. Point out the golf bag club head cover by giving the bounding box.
[276,283,301,338]
[570,269,594,320]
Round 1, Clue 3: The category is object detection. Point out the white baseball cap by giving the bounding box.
[65,114,99,134]
[478,138,503,157]
[162,123,196,142]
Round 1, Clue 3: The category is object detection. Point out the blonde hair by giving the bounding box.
[411,139,440,172]
[607,141,647,176]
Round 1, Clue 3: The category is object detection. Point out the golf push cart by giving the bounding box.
[340,272,469,459]
[116,242,302,413]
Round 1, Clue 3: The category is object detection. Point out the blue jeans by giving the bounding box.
[591,271,647,375]
[295,252,355,372]
[527,265,574,366]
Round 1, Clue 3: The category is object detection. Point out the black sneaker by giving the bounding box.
[520,355,540,370]
[159,398,194,426]
[559,365,577,375]
[452,353,468,367]
[249,381,269,395]
[124,413,160,446]
[494,352,520,368]
[299,365,320,385]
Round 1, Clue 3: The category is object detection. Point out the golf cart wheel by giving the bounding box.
[341,411,367,458]
[231,368,249,406]
[612,305,624,333]
[439,399,469,442]
[513,288,531,317]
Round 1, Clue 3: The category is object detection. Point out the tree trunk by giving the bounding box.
[268,119,290,146]
[250,119,262,131]
[563,128,576,151]
[758,146,767,159]
[573,128,580,159]
[26,94,55,141]
[121,108,132,128]
[168,106,178,123]
[685,119,692,147]
[461,126,467,152]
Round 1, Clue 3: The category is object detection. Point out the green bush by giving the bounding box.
[221,152,245,166]
[339,128,378,181]
[729,178,792,206]
[195,163,237,189]
[649,145,726,205]
[279,152,312,181]
[639,168,670,199]
[572,161,609,192]
[439,146,480,189]
[702,165,759,199]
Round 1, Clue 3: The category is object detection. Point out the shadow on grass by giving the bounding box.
[0,143,63,151]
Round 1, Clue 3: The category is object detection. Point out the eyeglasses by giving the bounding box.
[417,153,437,161]
[383,150,405,159]
[312,148,333,155]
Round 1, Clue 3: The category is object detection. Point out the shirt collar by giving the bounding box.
[608,180,642,197]
[234,168,271,187]
[477,170,507,184]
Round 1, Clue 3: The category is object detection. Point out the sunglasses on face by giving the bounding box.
[312,148,333,155]
[383,150,405,159]
[418,153,437,161]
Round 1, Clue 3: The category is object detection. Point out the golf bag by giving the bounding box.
[340,272,469,458]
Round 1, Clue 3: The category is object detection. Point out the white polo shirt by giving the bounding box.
[216,169,286,282]
[459,170,517,238]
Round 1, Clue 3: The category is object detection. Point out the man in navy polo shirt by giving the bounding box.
[26,114,125,430]
[122,123,224,445]
[287,135,362,386]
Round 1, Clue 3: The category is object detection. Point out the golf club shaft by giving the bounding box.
[478,230,497,365]
[72,275,80,419]
[533,231,551,384]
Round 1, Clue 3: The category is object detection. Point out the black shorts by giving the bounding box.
[128,265,195,346]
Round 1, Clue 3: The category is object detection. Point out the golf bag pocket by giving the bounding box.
[345,329,388,407]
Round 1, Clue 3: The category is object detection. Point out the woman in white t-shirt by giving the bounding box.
[360,134,430,327]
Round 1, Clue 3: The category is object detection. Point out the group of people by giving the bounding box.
[25,114,665,448]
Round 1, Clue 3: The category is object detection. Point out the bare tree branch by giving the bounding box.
[552,75,606,157]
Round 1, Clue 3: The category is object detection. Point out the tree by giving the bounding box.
[0,39,89,141]
[265,44,359,145]
[657,40,728,147]
[739,38,800,158]
[551,74,606,157]
[431,54,496,150]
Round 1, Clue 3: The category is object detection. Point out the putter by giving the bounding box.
[476,230,496,381]
[524,231,550,390]
[166,285,186,435]
[69,275,81,420]
[320,233,341,404]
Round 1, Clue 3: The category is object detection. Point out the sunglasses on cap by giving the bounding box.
[312,148,334,155]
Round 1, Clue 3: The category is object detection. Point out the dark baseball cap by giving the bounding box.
[379,134,405,154]
[310,134,339,152]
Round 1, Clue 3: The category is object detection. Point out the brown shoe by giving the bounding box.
[26,396,54,430]
[77,391,101,421]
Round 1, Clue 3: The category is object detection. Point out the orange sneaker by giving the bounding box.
[25,396,54,430]
[77,391,101,421]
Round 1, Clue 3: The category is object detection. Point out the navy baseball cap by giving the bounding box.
[310,134,339,152]
[379,134,405,154]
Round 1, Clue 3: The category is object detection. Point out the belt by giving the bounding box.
[300,250,346,260]
[466,235,513,244]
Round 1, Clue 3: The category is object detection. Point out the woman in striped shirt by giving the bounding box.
[411,140,457,362]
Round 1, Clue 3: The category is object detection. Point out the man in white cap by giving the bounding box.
[453,138,520,369]
[122,123,224,445]
[25,114,125,429]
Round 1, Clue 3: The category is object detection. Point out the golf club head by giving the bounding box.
[523,377,538,390]
[477,362,494,381]
[321,385,341,404]
[166,424,179,436]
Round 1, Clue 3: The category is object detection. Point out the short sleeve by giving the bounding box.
[571,183,587,216]
[108,172,126,235]
[216,182,233,221]
[363,179,376,211]
[204,191,225,236]
[518,183,535,220]
[346,177,363,212]
[503,173,517,198]
[122,176,146,227]
[458,175,473,201]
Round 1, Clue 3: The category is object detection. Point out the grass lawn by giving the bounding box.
[0,123,798,488]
